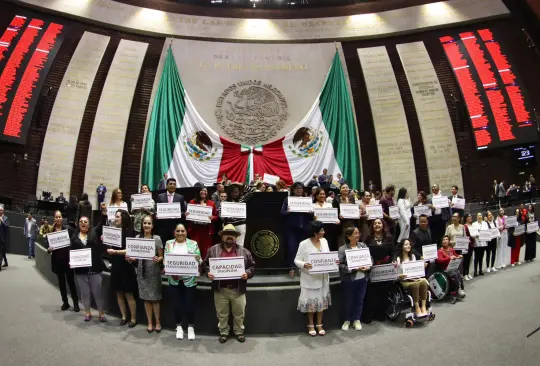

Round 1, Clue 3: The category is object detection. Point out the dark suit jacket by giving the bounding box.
[157,192,186,213]
[0,215,9,243]
[448,194,464,218]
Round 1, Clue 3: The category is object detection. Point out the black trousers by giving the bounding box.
[0,240,7,266]
[361,281,392,323]
[474,247,486,274]
[525,233,537,261]
[171,281,196,327]
[485,239,497,269]
[462,250,473,276]
[57,268,78,304]
[430,215,446,247]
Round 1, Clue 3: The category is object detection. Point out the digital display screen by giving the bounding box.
[0,15,64,145]
[440,29,536,150]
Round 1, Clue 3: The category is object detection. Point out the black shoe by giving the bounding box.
[473,272,477,277]
[119,319,127,326]
[73,304,80,312]
[218,335,228,344]
[147,328,154,334]
[61,303,70,311]
[479,271,485,276]
[128,321,137,328]
[1,264,7,267]
[235,334,246,343]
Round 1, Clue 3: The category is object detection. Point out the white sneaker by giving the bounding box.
[501,265,506,268]
[487,268,491,273]
[464,275,470,281]
[491,267,497,272]
[187,326,195,340]
[353,320,362,331]
[176,326,184,340]
[341,321,350,331]
[468,274,474,279]
[511,263,515,267]
[517,261,522,265]
[458,289,466,298]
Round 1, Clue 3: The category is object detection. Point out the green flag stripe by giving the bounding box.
[319,52,362,189]
[141,48,186,190]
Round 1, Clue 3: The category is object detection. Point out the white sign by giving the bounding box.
[102,226,122,248]
[131,193,153,210]
[479,230,492,242]
[288,197,313,213]
[422,244,438,261]
[505,216,517,228]
[308,251,339,274]
[454,237,470,251]
[414,205,432,217]
[357,46,417,196]
[314,208,338,223]
[452,197,466,210]
[340,204,360,219]
[164,253,199,276]
[263,173,280,185]
[527,221,538,234]
[209,256,245,280]
[70,248,92,268]
[401,261,426,279]
[157,202,183,219]
[446,258,462,272]
[186,204,213,223]
[370,263,398,283]
[220,202,247,219]
[366,204,383,220]
[490,227,500,239]
[389,206,400,220]
[107,206,120,223]
[126,238,155,260]
[47,230,71,250]
[345,248,372,270]
[514,225,525,236]
[468,226,479,237]
[433,197,449,209]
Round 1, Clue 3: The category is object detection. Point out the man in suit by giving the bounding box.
[156,178,186,242]
[410,214,436,276]
[24,213,38,260]
[428,183,451,247]
[157,173,168,191]
[449,185,464,220]
[0,206,9,270]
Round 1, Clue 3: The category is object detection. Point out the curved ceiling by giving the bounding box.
[113,0,441,18]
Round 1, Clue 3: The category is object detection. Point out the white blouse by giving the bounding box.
[313,201,332,209]
[471,221,488,247]
[294,237,330,289]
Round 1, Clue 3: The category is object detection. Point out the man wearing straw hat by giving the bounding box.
[203,224,255,344]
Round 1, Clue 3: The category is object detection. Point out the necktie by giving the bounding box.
[168,194,173,204]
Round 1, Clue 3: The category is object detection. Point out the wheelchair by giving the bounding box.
[386,281,435,328]
[427,270,465,304]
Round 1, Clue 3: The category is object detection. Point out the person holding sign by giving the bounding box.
[471,213,488,277]
[358,190,372,240]
[186,188,217,260]
[108,188,129,224]
[396,188,412,243]
[412,191,431,228]
[332,183,356,243]
[202,224,255,344]
[165,223,201,341]
[131,184,155,236]
[395,239,430,318]
[70,204,108,322]
[338,227,370,331]
[462,213,476,280]
[510,208,524,266]
[445,213,466,249]
[428,184,452,246]
[218,183,254,247]
[281,182,313,278]
[294,221,336,336]
[156,178,187,242]
[484,211,499,273]
[436,236,466,298]
[129,215,163,334]
[107,210,138,327]
[524,205,537,263]
[495,208,509,269]
[45,211,79,312]
[362,218,395,324]
[313,187,340,250]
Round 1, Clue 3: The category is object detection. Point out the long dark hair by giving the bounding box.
[81,193,89,205]
[397,187,407,201]
[116,210,133,232]
[344,226,359,244]
[313,187,326,203]
[110,188,122,205]
[396,238,414,262]
[368,218,391,239]
[194,188,208,204]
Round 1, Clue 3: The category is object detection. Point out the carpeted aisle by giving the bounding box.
[1,248,540,366]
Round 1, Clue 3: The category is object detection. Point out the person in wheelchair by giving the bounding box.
[436,235,466,298]
[395,239,430,318]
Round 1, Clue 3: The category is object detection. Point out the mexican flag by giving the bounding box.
[141,48,361,190]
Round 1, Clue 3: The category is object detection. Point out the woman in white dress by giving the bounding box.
[397,187,412,242]
[471,213,488,277]
[295,220,338,337]
[495,208,509,269]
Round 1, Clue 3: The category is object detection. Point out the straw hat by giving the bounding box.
[218,224,241,237]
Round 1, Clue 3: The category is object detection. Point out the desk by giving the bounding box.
[37,201,65,215]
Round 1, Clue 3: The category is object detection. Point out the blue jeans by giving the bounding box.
[28,237,35,257]
[341,277,368,322]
